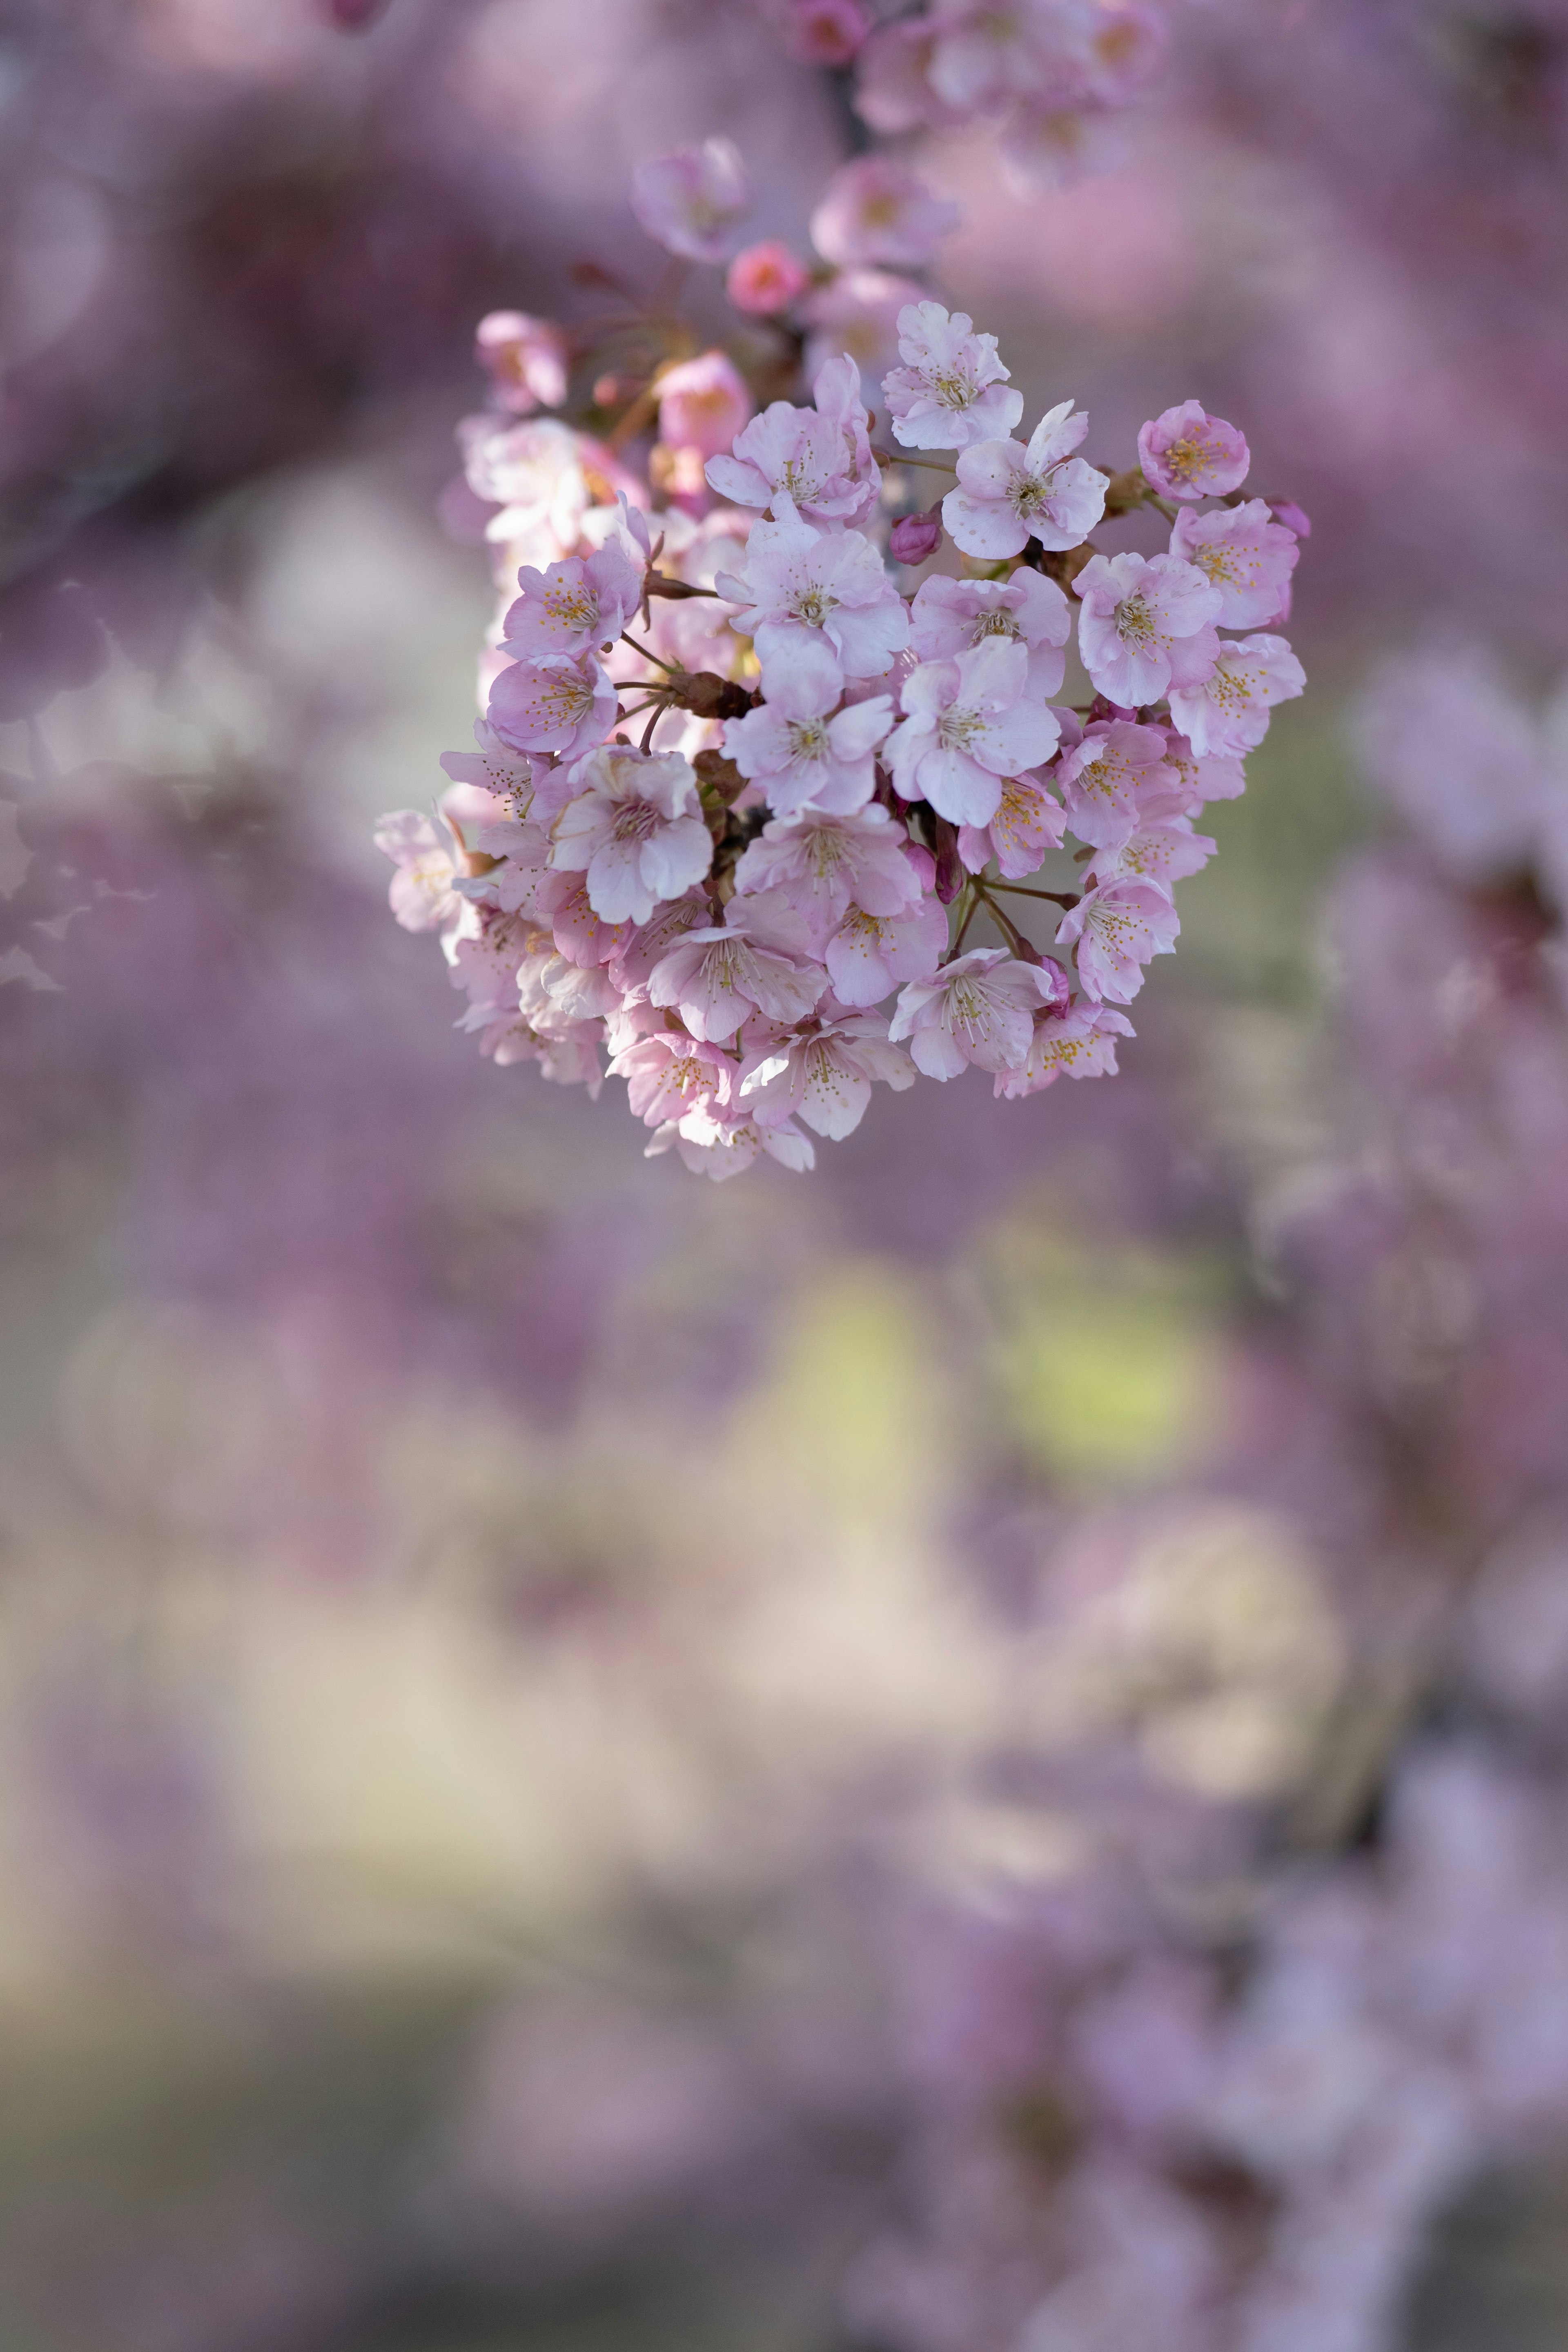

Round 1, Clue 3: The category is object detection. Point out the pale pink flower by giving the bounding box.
[812,350,880,516]
[1138,399,1250,502]
[943,401,1108,557]
[927,0,1056,111]
[739,1013,916,1138]
[1056,879,1180,1002]
[445,903,545,1009]
[550,744,712,924]
[733,803,921,944]
[717,505,910,684]
[441,719,549,815]
[882,300,1024,451]
[488,653,618,759]
[630,138,751,265]
[462,1005,605,1096]
[1354,643,1546,883]
[1074,551,1221,708]
[1170,499,1299,630]
[533,869,630,966]
[1168,633,1306,757]
[610,1029,734,1128]
[461,416,590,559]
[911,569,1073,699]
[463,814,552,914]
[374,811,461,933]
[782,0,871,66]
[647,890,827,1041]
[499,543,642,662]
[800,268,927,395]
[475,312,569,415]
[810,158,960,270]
[993,1000,1135,1097]
[519,942,622,1030]
[957,770,1068,878]
[1087,818,1216,896]
[706,376,877,526]
[824,895,949,1007]
[647,1105,815,1179]
[888,639,1061,827]
[724,638,892,817]
[657,351,755,462]
[1056,719,1181,848]
[1159,725,1249,807]
[854,21,962,135]
[726,241,810,316]
[608,891,711,997]
[889,946,1064,1078]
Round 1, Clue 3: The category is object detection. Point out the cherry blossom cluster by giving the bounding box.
[378,156,1305,1180]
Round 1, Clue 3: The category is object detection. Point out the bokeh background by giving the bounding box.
[4,4,1568,2348]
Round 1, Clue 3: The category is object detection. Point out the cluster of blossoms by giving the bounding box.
[378,148,1304,1180]
[747,0,1170,188]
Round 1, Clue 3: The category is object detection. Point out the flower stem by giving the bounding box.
[985,879,1081,909]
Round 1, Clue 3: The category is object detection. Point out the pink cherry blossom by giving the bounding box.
[609,1028,734,1129]
[706,387,876,525]
[488,652,619,760]
[1074,551,1221,708]
[474,312,569,415]
[647,1104,816,1180]
[1138,399,1250,501]
[1056,720,1182,848]
[724,639,892,817]
[810,158,960,270]
[463,813,551,913]
[782,0,872,67]
[550,744,712,925]
[739,1013,916,1138]
[726,241,811,316]
[1056,879,1180,1002]
[1170,499,1299,629]
[957,770,1068,878]
[889,946,1064,1078]
[518,942,622,1031]
[734,803,920,944]
[657,350,755,462]
[441,719,550,816]
[499,543,641,662]
[647,890,827,1041]
[532,869,630,966]
[445,902,544,1009]
[1168,633,1306,757]
[1159,725,1249,807]
[943,401,1109,557]
[630,138,751,265]
[824,895,949,1007]
[608,891,711,999]
[1086,818,1217,896]
[853,20,964,135]
[911,570,1072,699]
[462,1005,605,1095]
[993,1001,1136,1097]
[716,505,910,684]
[374,811,461,933]
[882,301,1024,451]
[888,639,1061,827]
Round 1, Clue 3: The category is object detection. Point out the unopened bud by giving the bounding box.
[679,672,756,722]
[890,505,944,565]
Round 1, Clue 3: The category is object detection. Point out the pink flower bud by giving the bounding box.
[890,505,944,565]
[726,241,811,317]
[1268,498,1313,539]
